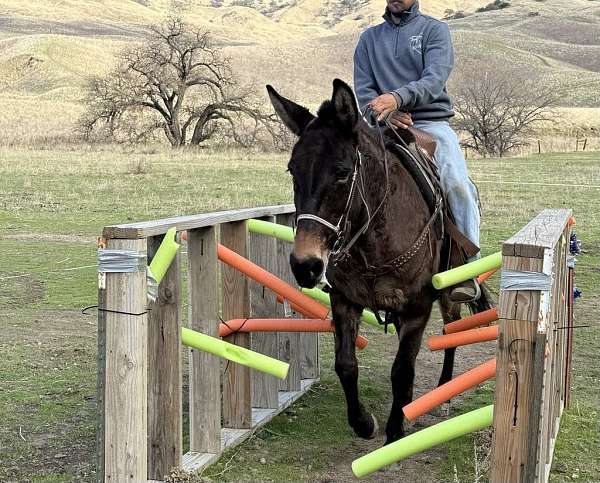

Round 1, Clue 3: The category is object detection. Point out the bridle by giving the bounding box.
[295,106,392,264]
[294,106,442,272]
[296,147,373,260]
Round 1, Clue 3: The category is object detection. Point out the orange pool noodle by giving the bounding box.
[217,244,329,320]
[275,294,326,320]
[219,318,368,350]
[443,308,499,334]
[403,358,497,421]
[476,269,497,284]
[428,326,499,351]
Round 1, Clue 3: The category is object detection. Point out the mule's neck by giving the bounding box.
[354,124,431,260]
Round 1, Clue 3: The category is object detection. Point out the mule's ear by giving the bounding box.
[266,85,314,136]
[331,78,359,131]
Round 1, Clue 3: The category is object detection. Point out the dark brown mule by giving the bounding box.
[267,79,491,444]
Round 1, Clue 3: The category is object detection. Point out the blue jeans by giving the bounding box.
[412,120,481,260]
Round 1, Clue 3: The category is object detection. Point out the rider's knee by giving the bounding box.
[445,178,472,202]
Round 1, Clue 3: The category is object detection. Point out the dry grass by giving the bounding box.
[0,0,599,147]
[0,144,598,481]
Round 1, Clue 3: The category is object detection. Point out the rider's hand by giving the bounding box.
[369,93,398,121]
[388,111,413,130]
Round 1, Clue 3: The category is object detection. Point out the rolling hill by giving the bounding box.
[1,0,598,145]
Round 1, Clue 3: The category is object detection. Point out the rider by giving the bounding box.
[353,0,481,302]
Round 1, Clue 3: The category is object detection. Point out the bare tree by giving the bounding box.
[452,67,555,157]
[79,16,283,148]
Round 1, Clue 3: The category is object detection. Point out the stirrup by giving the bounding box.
[449,279,481,304]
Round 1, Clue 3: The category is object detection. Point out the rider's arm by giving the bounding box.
[392,22,454,110]
[353,34,380,113]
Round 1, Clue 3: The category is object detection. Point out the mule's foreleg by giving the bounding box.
[330,291,378,439]
[386,311,429,444]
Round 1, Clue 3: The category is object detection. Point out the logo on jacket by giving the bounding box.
[409,33,423,54]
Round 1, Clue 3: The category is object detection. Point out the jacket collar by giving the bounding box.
[383,1,420,26]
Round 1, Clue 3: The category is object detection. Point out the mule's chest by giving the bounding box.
[326,265,410,313]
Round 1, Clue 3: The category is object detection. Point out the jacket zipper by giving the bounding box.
[394,24,400,56]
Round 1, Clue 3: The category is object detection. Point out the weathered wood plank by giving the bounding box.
[300,332,320,379]
[491,316,538,483]
[502,209,572,259]
[188,226,221,454]
[249,216,280,409]
[276,213,302,392]
[96,255,107,483]
[103,204,295,239]
[147,235,182,481]
[221,221,252,428]
[102,238,148,482]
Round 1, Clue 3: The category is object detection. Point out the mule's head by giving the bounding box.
[267,79,361,288]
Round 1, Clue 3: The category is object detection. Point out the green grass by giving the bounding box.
[0,146,598,481]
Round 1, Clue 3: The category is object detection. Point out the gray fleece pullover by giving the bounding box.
[353,2,455,121]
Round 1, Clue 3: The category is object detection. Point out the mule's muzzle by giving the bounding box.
[289,253,324,288]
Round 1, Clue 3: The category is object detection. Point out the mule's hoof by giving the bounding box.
[353,413,378,439]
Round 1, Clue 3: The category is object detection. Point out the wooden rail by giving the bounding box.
[491,208,573,483]
[97,204,321,482]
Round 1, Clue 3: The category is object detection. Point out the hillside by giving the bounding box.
[1,0,599,145]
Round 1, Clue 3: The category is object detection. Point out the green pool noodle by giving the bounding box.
[301,287,395,334]
[248,218,295,243]
[352,404,494,477]
[432,251,502,290]
[181,327,289,380]
[148,227,181,284]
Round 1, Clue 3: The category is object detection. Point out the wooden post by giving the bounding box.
[249,216,280,409]
[188,226,221,454]
[101,238,148,482]
[96,243,107,483]
[491,209,571,483]
[221,221,252,428]
[147,234,182,481]
[276,213,302,392]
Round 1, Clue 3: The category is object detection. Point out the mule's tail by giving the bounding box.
[468,281,495,314]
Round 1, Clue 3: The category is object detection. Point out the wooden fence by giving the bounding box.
[97,204,320,482]
[492,208,574,482]
[96,206,574,482]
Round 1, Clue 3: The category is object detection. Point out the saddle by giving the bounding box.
[384,126,479,270]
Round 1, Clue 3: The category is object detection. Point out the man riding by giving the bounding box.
[353,0,481,302]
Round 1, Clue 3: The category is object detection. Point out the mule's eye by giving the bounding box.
[335,168,351,184]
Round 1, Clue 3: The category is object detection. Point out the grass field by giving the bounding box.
[1,0,599,147]
[0,145,598,482]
